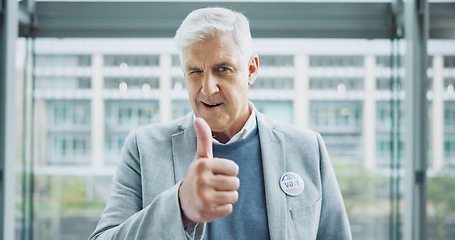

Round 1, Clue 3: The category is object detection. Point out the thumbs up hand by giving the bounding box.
[179,118,240,227]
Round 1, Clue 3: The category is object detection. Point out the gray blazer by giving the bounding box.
[89,110,351,240]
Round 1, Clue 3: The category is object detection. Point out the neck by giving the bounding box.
[212,132,231,144]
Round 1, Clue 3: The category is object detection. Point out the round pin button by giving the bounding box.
[280,172,304,196]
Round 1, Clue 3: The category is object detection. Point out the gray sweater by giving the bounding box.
[205,124,270,240]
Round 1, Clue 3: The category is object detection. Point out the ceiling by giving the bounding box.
[16,1,455,39]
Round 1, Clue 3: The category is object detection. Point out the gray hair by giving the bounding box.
[174,7,253,63]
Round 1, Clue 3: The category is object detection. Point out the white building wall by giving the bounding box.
[364,55,376,170]
[294,55,310,128]
[91,54,105,168]
[432,55,444,170]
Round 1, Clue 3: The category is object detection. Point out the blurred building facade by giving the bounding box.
[32,38,455,171]
[24,38,455,240]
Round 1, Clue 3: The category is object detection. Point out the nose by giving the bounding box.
[201,73,219,96]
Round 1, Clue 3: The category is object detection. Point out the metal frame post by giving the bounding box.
[404,0,429,240]
[0,0,18,239]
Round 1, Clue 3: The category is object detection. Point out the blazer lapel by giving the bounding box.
[172,113,197,183]
[257,111,288,240]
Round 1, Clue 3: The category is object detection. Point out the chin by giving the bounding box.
[205,119,226,132]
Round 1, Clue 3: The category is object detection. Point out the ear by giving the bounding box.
[247,55,259,86]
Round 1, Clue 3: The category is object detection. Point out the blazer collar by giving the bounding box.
[172,113,197,183]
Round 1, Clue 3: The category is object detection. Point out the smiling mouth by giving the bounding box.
[203,102,222,108]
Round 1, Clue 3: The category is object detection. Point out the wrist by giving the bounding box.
[178,181,193,228]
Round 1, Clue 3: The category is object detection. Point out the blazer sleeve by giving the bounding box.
[89,129,205,240]
[315,133,352,240]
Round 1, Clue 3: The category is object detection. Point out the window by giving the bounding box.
[9,2,455,239]
[103,55,160,67]
[21,36,455,240]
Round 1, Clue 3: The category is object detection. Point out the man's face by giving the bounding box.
[182,32,258,138]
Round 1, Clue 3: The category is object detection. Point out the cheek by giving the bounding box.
[235,75,250,92]
[186,82,204,109]
[187,87,198,102]
[225,81,248,104]
[185,79,197,96]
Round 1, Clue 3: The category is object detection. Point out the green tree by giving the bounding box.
[427,173,455,240]
[334,163,388,215]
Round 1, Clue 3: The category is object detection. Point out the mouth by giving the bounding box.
[202,102,222,108]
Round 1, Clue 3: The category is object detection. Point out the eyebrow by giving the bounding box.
[214,62,237,70]
[215,62,230,67]
[185,67,201,72]
[184,61,235,72]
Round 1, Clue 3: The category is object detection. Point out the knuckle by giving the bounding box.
[233,177,240,189]
[196,173,213,191]
[198,189,212,204]
[232,191,239,202]
[230,161,239,175]
[234,164,239,175]
[196,175,206,187]
[195,159,208,171]
[225,204,233,214]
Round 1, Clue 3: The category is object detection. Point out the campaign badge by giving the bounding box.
[280,172,304,196]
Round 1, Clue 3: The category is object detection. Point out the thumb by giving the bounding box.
[194,117,213,159]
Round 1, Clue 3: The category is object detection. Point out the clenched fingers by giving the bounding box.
[208,157,239,176]
[208,175,240,191]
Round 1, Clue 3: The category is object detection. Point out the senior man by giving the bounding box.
[90,7,351,240]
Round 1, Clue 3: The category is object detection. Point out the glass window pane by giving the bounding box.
[427,42,455,239]
[19,37,442,240]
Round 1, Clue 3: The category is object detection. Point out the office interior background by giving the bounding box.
[1,0,455,240]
